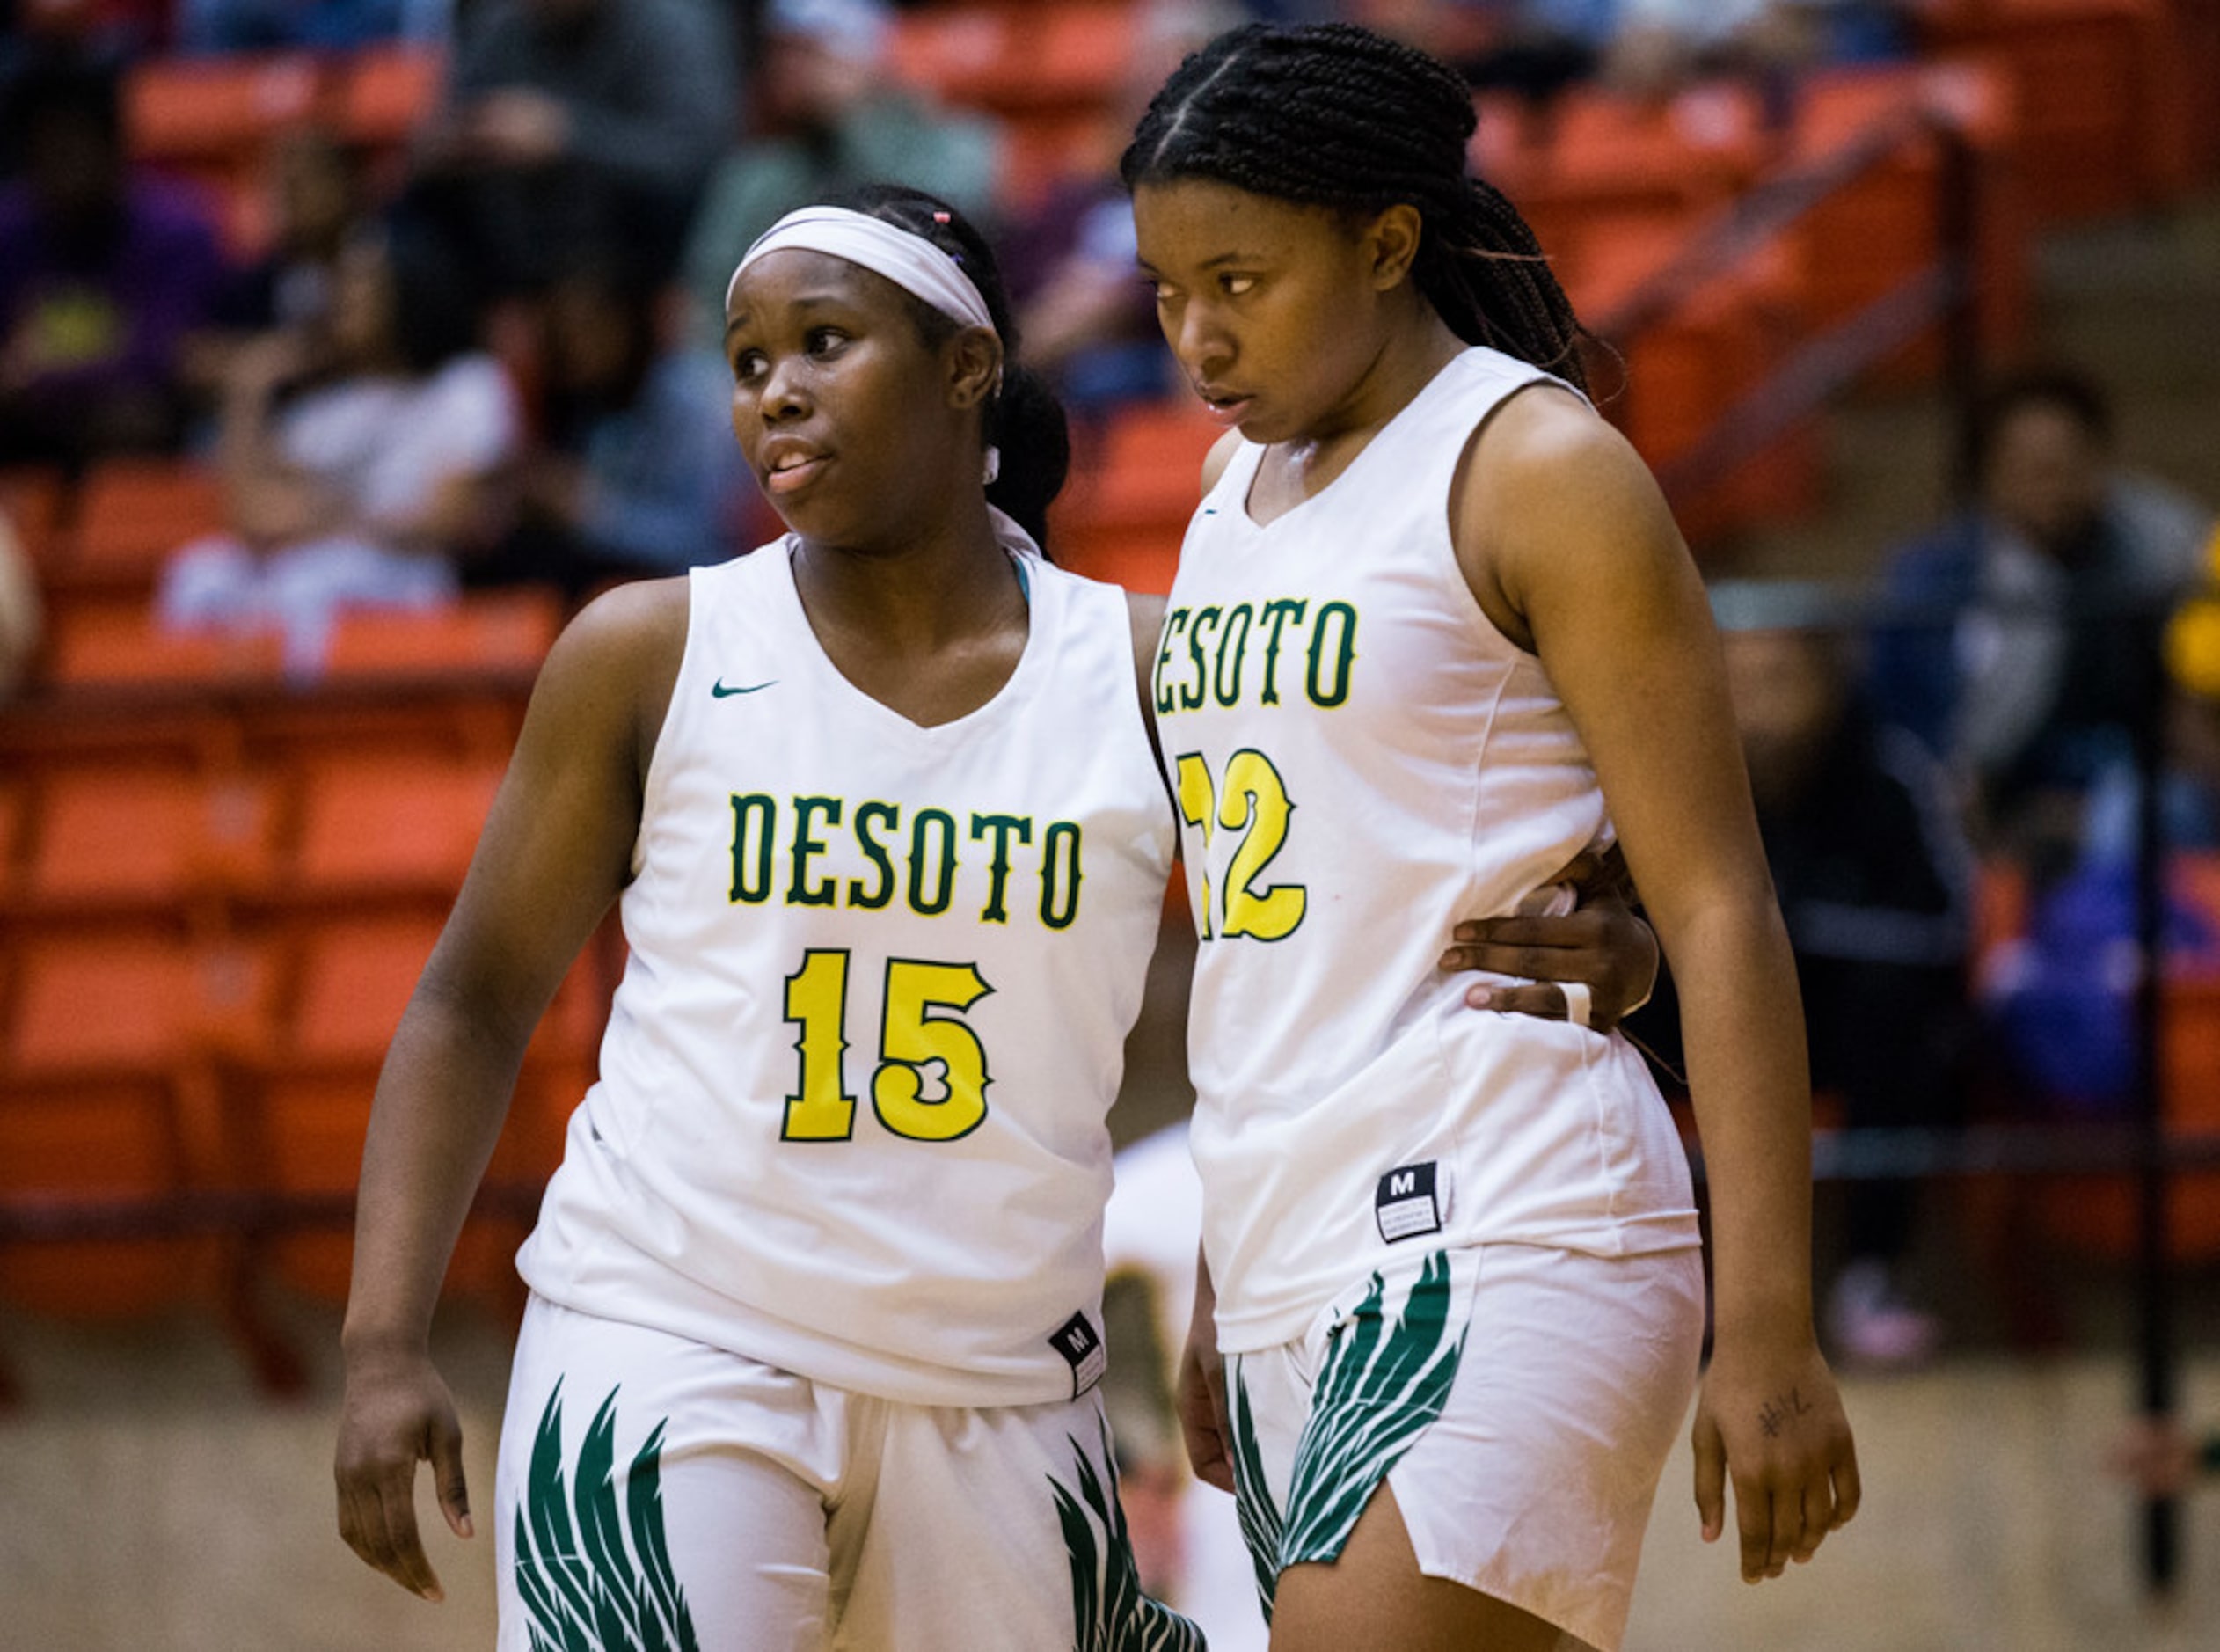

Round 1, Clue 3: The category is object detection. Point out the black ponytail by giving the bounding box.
[1120,21,1591,395]
[824,184,1072,552]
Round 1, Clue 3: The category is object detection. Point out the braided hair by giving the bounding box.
[823,184,1071,552]
[1121,21,1590,394]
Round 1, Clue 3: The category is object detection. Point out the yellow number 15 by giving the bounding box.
[782,952,994,1143]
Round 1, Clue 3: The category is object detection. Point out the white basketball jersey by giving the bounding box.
[1158,347,1700,1355]
[519,540,1176,1407]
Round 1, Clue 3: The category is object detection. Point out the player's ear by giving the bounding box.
[1361,203,1424,292]
[946,326,1003,410]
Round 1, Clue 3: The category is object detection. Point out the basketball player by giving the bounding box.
[1125,23,1860,1652]
[332,186,1652,1648]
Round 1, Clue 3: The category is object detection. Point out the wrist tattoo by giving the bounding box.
[1757,1386,1815,1439]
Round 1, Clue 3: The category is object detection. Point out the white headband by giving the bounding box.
[727,205,997,334]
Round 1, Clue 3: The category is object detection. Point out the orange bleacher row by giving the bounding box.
[0,639,610,1335]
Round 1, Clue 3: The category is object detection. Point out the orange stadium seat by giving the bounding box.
[0,930,275,1316]
[64,457,228,592]
[123,51,324,191]
[45,603,283,691]
[0,465,69,575]
[14,757,281,916]
[887,0,1134,114]
[1782,60,2027,388]
[1501,81,1768,262]
[332,42,447,152]
[996,107,1122,211]
[254,910,439,1297]
[1051,398,1223,587]
[255,910,597,1304]
[288,746,506,904]
[1923,0,2194,219]
[2039,978,2220,1260]
[1052,526,1182,596]
[321,588,563,680]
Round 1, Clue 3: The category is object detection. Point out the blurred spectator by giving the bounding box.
[1000,0,1250,418]
[1710,579,1974,1369]
[472,253,749,599]
[156,216,521,675]
[217,128,366,339]
[0,507,40,698]
[680,0,1000,351]
[1404,2,1622,105]
[1979,537,2220,1118]
[0,55,231,471]
[1606,2,1918,105]
[1376,3,1917,109]
[1867,364,2216,861]
[407,0,735,299]
[180,127,373,413]
[3,1,172,68]
[175,0,452,54]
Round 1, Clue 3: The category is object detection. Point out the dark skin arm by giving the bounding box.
[1461,384,1858,1583]
[334,577,687,1602]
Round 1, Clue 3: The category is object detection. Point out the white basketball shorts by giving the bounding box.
[494,1294,1205,1651]
[1225,1241,1704,1652]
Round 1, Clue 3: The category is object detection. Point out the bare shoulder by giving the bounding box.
[1199,427,1244,496]
[1454,384,1683,624]
[528,574,692,762]
[1461,384,1657,524]
[545,575,688,684]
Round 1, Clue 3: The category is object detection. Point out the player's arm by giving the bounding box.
[1177,1245,1235,1493]
[335,576,689,1601]
[1456,387,1858,1584]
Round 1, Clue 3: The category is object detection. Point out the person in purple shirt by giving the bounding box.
[0,55,230,471]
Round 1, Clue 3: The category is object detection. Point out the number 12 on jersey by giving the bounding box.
[1175,749,1307,942]
[782,952,994,1143]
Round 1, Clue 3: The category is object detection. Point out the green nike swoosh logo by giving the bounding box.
[712,679,778,698]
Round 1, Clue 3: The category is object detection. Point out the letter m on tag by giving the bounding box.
[1375,1160,1443,1244]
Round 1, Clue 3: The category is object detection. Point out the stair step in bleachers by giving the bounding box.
[1575,230,1823,545]
[1783,61,2028,387]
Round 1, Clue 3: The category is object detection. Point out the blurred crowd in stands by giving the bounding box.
[4,0,2219,1384]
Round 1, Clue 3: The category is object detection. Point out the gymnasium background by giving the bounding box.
[4,3,2220,1648]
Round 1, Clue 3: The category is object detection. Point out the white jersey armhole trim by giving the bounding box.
[1431,369,1580,666]
[630,561,718,878]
